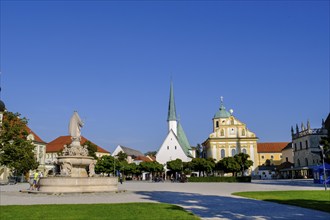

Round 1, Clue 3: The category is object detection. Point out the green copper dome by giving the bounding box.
[214,98,231,119]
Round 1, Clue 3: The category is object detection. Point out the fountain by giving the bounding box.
[38,111,118,193]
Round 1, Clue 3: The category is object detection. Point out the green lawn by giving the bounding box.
[0,203,200,220]
[232,190,330,213]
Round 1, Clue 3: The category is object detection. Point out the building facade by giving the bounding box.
[202,98,259,174]
[257,142,289,166]
[291,119,328,178]
[112,145,144,164]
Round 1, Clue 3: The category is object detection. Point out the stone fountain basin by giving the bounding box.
[39,177,118,193]
[57,155,94,166]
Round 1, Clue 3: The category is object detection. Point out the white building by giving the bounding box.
[156,82,195,169]
[112,145,144,164]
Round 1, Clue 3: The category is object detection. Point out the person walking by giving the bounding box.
[119,173,123,184]
[32,171,39,190]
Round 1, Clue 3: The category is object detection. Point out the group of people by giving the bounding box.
[29,170,43,191]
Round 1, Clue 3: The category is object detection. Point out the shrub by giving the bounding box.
[188,176,251,182]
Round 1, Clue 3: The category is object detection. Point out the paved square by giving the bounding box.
[1,180,329,220]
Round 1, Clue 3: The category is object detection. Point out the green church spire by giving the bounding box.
[167,81,177,121]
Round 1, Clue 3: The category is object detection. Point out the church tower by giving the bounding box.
[167,81,177,135]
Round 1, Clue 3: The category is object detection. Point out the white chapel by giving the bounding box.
[156,82,195,168]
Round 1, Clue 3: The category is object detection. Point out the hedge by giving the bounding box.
[188,176,251,182]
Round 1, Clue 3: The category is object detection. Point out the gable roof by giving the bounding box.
[25,125,46,144]
[257,142,289,153]
[119,145,144,157]
[46,135,109,153]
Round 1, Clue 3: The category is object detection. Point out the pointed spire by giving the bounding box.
[167,81,177,121]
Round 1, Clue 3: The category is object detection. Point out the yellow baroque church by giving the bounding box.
[202,98,259,174]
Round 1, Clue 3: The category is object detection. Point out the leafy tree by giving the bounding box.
[0,111,38,181]
[117,151,128,162]
[84,140,98,159]
[144,151,157,157]
[319,135,330,164]
[95,155,118,176]
[190,158,210,177]
[139,161,163,177]
[217,157,240,176]
[167,159,183,173]
[234,153,253,176]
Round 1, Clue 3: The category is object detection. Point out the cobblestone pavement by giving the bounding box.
[1,179,329,220]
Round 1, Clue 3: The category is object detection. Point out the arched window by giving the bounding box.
[242,148,247,154]
[216,121,219,128]
[167,146,169,150]
[221,129,224,136]
[231,148,236,156]
[305,158,308,166]
[221,149,225,158]
[242,129,246,136]
[305,140,308,149]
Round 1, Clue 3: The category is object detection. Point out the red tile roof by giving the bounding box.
[46,135,109,153]
[25,125,46,144]
[135,155,155,162]
[257,142,289,153]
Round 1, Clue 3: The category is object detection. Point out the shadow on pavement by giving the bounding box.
[136,191,330,220]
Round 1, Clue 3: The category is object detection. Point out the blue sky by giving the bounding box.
[1,1,329,154]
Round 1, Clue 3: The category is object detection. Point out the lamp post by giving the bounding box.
[319,145,327,191]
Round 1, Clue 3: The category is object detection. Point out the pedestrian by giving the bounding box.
[32,171,39,190]
[119,173,123,184]
[37,171,43,191]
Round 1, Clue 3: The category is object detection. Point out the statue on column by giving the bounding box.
[69,111,84,142]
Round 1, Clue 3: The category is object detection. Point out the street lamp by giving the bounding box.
[319,145,327,191]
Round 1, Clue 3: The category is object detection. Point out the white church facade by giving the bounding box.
[156,82,195,168]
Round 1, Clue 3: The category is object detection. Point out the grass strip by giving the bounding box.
[0,203,200,220]
[232,190,330,213]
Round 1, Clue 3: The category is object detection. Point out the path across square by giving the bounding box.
[1,179,329,220]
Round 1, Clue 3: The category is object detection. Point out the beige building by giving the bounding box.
[291,119,328,178]
[202,98,259,174]
[257,142,290,166]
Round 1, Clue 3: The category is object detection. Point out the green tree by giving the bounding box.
[139,161,163,177]
[167,159,183,178]
[84,140,98,159]
[217,157,240,176]
[190,158,210,177]
[117,151,128,162]
[319,135,330,164]
[95,155,118,176]
[0,111,38,181]
[234,153,253,176]
[144,151,157,157]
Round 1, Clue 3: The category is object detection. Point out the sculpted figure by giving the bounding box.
[89,160,96,177]
[61,162,72,176]
[69,111,84,141]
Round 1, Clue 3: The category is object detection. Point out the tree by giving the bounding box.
[84,140,98,159]
[167,159,183,178]
[95,155,118,176]
[117,151,128,162]
[234,153,253,176]
[144,151,157,157]
[0,111,39,180]
[217,157,240,176]
[319,135,330,164]
[139,161,163,177]
[190,158,210,177]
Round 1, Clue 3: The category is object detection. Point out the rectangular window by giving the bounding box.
[305,140,308,149]
[294,143,297,151]
[300,142,302,150]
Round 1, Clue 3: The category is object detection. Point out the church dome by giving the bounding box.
[213,98,231,119]
[0,100,5,112]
